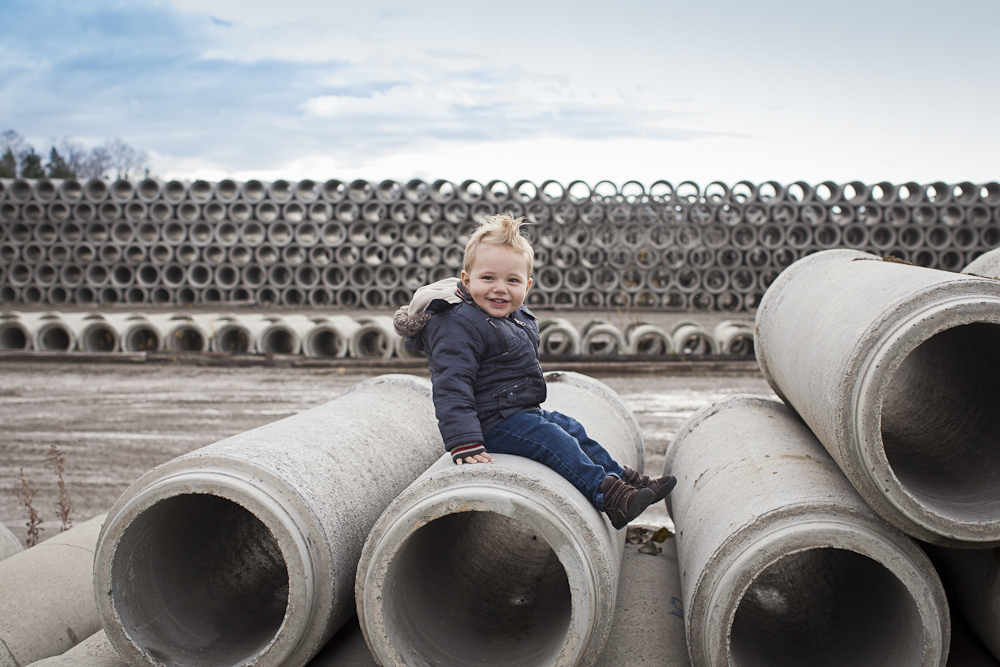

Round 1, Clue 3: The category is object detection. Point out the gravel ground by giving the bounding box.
[0,361,772,545]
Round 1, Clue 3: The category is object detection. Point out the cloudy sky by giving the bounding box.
[2,0,998,188]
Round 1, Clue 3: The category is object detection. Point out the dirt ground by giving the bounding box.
[0,360,773,545]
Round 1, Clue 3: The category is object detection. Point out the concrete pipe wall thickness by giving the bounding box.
[0,515,108,667]
[93,375,444,667]
[754,248,1000,547]
[356,371,645,667]
[665,395,949,667]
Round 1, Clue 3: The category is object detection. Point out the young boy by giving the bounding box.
[393,214,675,529]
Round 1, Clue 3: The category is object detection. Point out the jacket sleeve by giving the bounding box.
[424,310,486,453]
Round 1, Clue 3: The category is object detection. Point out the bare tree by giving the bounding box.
[0,129,28,177]
[79,145,113,180]
[105,137,148,180]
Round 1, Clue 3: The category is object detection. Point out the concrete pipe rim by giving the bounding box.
[212,322,253,353]
[81,321,120,352]
[358,479,605,667]
[697,515,948,667]
[95,468,320,667]
[854,293,1000,543]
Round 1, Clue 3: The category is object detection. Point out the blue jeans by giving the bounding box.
[484,409,625,510]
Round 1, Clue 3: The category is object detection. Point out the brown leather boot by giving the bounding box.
[621,464,677,504]
[600,476,656,530]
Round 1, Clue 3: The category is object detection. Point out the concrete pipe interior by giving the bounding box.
[0,324,28,350]
[307,330,344,357]
[216,327,251,353]
[111,494,289,667]
[260,328,296,354]
[38,324,72,350]
[730,548,922,667]
[83,324,117,352]
[124,326,160,352]
[881,322,1000,523]
[355,330,389,357]
[383,510,571,667]
[170,326,205,352]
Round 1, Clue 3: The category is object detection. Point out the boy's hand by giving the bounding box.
[456,452,494,465]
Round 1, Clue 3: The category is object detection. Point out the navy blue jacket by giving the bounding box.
[407,289,548,455]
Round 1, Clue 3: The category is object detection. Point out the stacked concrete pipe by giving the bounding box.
[665,395,949,667]
[0,515,108,667]
[93,375,443,667]
[356,371,644,667]
[755,248,1000,547]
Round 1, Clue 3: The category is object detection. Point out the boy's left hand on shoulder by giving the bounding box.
[456,453,495,465]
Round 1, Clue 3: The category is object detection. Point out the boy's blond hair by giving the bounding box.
[463,214,534,276]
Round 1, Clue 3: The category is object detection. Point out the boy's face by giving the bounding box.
[461,244,532,318]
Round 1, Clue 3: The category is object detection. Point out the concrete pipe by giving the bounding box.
[755,248,1000,547]
[671,321,718,355]
[0,514,108,667]
[963,247,1000,277]
[242,315,302,355]
[626,323,674,355]
[94,375,443,667]
[301,315,359,358]
[538,317,582,355]
[98,314,161,353]
[22,312,76,351]
[356,371,645,667]
[580,320,628,356]
[666,396,949,667]
[148,314,210,353]
[62,313,120,353]
[923,545,1000,662]
[713,320,754,356]
[0,313,31,350]
[191,314,251,354]
[350,315,398,359]
[26,630,127,667]
[0,523,21,562]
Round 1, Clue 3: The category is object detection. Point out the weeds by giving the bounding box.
[16,468,43,547]
[45,444,73,532]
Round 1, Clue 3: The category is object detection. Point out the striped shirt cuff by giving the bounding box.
[451,443,486,463]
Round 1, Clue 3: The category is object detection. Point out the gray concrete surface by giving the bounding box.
[95,375,445,667]
[756,249,1000,547]
[666,395,949,667]
[0,515,107,667]
[27,631,123,667]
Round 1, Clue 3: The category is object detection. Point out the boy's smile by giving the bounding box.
[461,244,533,318]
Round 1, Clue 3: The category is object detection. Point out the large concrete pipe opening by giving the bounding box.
[37,322,73,350]
[82,323,118,352]
[383,510,571,667]
[729,548,923,667]
[111,494,289,667]
[881,322,1000,523]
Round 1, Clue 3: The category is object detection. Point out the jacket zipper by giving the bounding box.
[487,319,508,355]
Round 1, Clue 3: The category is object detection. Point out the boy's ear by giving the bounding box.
[525,276,532,292]
[460,270,470,287]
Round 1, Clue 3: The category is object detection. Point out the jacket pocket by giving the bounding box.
[492,378,530,417]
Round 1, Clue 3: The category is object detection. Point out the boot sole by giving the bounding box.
[653,476,678,504]
[613,487,656,530]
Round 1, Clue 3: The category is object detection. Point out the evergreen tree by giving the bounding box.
[47,147,75,178]
[0,148,15,178]
[20,148,45,178]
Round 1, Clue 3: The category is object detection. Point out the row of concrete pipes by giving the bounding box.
[6,245,1000,666]
[0,311,755,357]
[3,177,1000,311]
